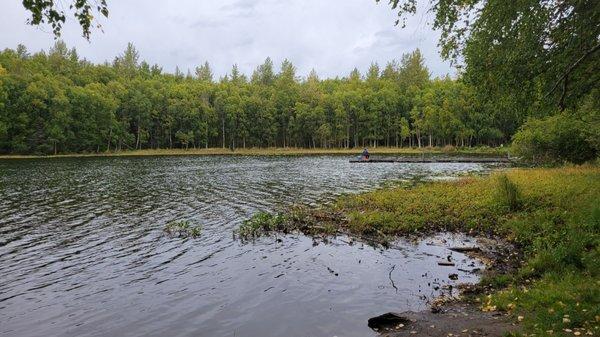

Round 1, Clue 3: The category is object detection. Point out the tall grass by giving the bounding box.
[495,174,521,211]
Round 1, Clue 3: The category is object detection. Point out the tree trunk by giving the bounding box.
[222,116,226,149]
[136,121,141,150]
[106,128,112,152]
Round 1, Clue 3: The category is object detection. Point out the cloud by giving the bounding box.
[0,0,454,79]
[220,0,259,18]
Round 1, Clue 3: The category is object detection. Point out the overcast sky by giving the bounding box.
[1,0,453,79]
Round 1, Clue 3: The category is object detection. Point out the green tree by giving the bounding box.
[195,62,214,83]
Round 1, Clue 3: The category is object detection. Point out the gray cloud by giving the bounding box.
[0,0,454,79]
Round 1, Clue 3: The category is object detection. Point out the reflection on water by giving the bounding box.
[0,156,496,337]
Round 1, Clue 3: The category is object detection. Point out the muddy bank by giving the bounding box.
[366,236,521,336]
[370,302,518,337]
[238,215,521,333]
[237,207,522,278]
[367,236,521,337]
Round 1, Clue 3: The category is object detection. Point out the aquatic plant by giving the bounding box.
[236,207,340,240]
[237,212,285,238]
[164,220,202,238]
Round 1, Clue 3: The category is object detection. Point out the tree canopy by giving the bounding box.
[379,0,599,162]
[0,42,516,155]
[380,0,599,113]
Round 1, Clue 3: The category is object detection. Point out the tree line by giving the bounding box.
[9,1,598,162]
[0,42,521,155]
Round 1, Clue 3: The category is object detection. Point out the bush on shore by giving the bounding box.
[511,91,599,164]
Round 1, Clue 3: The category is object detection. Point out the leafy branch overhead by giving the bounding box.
[21,0,109,39]
[378,0,600,109]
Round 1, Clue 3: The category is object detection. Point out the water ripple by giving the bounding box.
[0,155,497,337]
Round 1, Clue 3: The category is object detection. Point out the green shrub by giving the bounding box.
[512,112,597,164]
[577,90,600,154]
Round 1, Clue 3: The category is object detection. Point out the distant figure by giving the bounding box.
[361,148,370,161]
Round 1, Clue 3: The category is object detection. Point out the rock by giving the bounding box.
[368,312,411,331]
[449,273,458,280]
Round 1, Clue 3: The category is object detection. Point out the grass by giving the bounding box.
[0,145,509,159]
[164,220,202,238]
[238,165,599,336]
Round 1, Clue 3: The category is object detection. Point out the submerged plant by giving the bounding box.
[164,220,202,238]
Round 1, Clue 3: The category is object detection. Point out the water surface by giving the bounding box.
[0,155,496,337]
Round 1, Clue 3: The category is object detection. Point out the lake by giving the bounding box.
[0,155,498,337]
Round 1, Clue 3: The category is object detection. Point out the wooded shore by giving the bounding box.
[0,146,508,159]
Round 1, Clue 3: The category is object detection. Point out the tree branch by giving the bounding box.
[546,41,600,102]
[558,74,568,111]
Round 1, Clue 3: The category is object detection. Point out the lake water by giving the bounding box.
[0,155,497,337]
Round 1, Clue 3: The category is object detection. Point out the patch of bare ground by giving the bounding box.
[374,302,518,337]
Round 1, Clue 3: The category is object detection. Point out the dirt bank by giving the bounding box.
[374,302,518,337]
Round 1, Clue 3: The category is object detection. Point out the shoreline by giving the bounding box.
[238,165,599,336]
[0,146,509,160]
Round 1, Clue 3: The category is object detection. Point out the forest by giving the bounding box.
[0,42,533,155]
[1,0,599,161]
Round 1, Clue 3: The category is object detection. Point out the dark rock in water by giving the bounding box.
[368,312,411,331]
[449,273,459,280]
